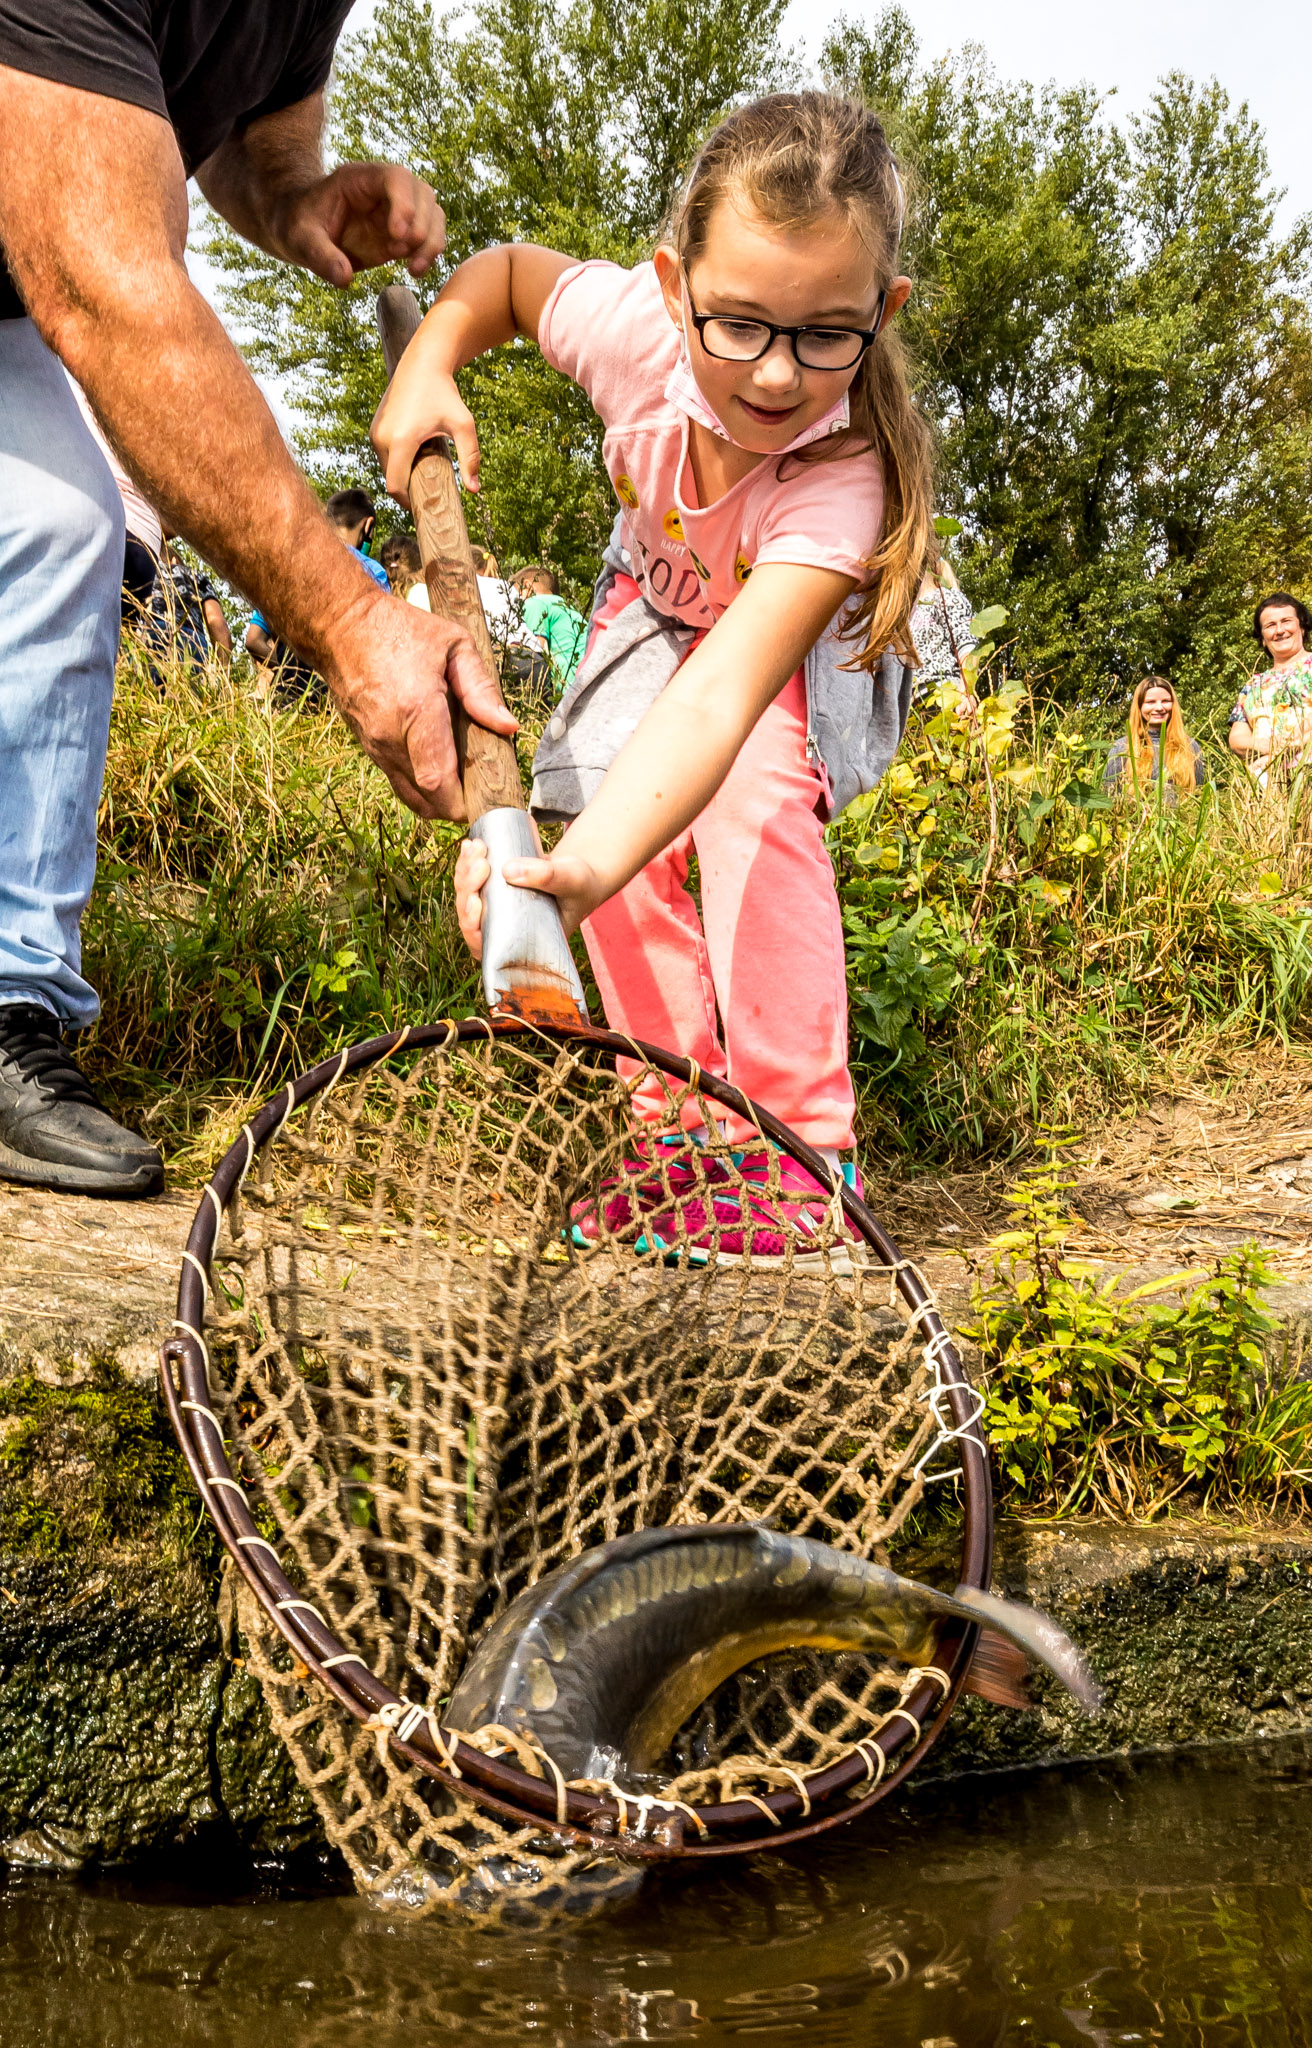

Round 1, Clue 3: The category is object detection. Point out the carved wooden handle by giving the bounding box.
[375,284,525,820]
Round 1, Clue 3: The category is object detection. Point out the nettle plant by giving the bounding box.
[963,1141,1312,1519]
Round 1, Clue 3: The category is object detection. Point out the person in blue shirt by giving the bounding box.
[246,489,390,705]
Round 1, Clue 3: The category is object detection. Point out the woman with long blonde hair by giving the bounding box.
[375,91,931,1264]
[1104,677,1205,803]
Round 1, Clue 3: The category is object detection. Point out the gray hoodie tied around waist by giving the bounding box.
[530,520,914,826]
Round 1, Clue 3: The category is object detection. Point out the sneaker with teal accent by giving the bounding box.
[568,1137,734,1253]
[705,1151,868,1273]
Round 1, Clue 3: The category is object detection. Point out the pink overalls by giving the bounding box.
[579,573,854,1150]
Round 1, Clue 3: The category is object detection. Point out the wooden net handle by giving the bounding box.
[375,284,525,820]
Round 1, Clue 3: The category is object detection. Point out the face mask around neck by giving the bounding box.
[664,327,850,454]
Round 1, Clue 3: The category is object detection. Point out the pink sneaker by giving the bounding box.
[569,1139,734,1253]
[709,1151,868,1272]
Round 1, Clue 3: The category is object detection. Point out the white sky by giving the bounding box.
[805,0,1310,228]
[193,0,1311,438]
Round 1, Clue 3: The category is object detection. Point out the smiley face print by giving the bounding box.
[614,473,640,510]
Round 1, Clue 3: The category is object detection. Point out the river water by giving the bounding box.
[5,1738,1312,2047]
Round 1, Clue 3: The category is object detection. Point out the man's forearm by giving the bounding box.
[61,266,380,669]
[0,78,378,675]
[0,66,512,821]
[196,95,326,259]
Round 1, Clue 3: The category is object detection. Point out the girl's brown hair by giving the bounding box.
[1129,677,1196,795]
[666,91,933,671]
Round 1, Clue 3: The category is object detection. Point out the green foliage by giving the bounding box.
[203,0,785,597]
[823,9,1312,725]
[832,672,1312,1159]
[204,2,1312,706]
[0,1372,206,1558]
[963,1146,1311,1518]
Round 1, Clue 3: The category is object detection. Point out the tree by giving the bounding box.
[823,11,1312,724]
[208,2,1312,715]
[204,0,786,596]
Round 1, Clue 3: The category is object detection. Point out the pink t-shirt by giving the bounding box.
[538,260,884,631]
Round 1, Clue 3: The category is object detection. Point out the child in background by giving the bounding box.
[389,538,428,606]
[513,564,586,692]
[374,92,930,1263]
[247,489,390,707]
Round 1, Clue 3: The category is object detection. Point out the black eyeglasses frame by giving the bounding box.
[683,284,889,371]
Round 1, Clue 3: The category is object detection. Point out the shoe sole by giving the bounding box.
[732,1243,868,1276]
[0,1139,164,1199]
[570,1223,867,1277]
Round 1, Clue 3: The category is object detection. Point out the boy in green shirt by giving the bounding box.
[515,565,586,693]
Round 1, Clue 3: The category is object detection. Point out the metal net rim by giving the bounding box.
[160,1014,994,1861]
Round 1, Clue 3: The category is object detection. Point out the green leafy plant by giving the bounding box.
[963,1147,1311,1518]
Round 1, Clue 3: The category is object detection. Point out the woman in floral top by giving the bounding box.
[1230,593,1312,784]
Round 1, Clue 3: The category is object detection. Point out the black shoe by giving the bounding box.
[0,1004,164,1198]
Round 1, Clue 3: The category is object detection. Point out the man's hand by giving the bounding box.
[273,162,445,286]
[198,96,443,283]
[328,593,517,818]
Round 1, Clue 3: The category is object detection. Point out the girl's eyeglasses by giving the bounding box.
[684,287,887,372]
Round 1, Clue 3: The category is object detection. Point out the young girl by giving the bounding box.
[374,92,932,1263]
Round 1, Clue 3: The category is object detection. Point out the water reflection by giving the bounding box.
[6,1739,1312,2046]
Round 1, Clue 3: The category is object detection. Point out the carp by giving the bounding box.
[447,1522,1099,1785]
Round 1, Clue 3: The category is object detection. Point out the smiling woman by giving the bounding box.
[1229,592,1312,782]
[1104,676,1206,804]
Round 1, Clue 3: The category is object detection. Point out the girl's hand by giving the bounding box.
[454,838,606,958]
[371,370,482,508]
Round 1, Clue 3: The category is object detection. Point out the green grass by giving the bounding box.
[83,644,1312,1180]
[85,642,488,1174]
[835,676,1312,1161]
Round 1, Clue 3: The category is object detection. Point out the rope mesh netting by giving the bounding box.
[183,1029,980,1918]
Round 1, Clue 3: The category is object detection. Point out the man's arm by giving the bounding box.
[0,68,515,818]
[203,597,233,669]
[196,92,445,287]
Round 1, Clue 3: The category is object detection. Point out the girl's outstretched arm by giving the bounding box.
[371,242,576,505]
[457,562,854,955]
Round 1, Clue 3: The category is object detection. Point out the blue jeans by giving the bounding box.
[0,318,123,1028]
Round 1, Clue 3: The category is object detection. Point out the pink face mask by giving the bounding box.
[664,331,851,453]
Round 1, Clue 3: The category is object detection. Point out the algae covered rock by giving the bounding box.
[0,1360,322,1869]
[923,1519,1312,1779]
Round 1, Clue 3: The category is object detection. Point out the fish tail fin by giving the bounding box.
[948,1584,1103,1715]
[962,1629,1035,1711]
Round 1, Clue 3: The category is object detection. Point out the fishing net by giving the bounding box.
[163,1020,990,1919]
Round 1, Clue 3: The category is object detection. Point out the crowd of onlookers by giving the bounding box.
[90,408,587,715]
